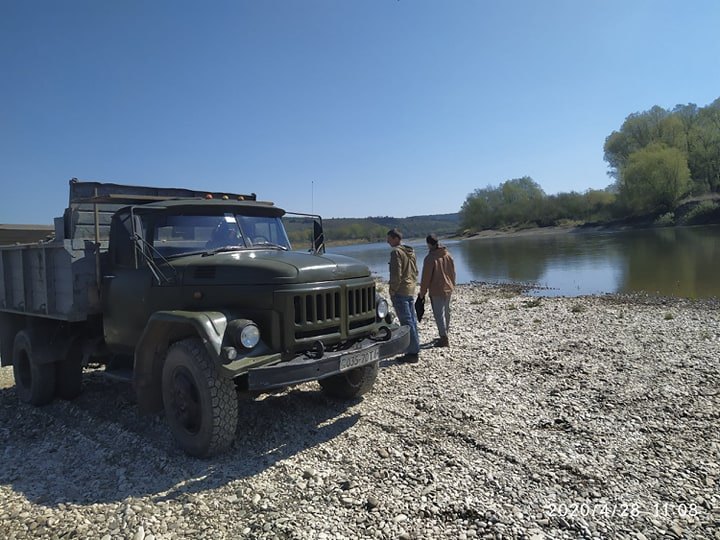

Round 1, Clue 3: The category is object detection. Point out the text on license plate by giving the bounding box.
[339,347,380,372]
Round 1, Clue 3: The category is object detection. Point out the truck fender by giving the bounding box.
[134,310,229,413]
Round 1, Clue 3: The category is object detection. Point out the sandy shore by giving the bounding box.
[458,225,578,241]
[0,284,718,539]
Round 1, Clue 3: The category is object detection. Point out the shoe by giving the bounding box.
[434,336,449,348]
[399,353,419,363]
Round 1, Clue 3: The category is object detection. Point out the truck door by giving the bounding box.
[103,211,154,353]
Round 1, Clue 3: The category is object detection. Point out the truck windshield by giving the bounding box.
[152,213,292,258]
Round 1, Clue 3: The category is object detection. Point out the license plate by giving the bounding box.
[339,347,380,372]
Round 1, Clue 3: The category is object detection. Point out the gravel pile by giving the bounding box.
[1,283,718,539]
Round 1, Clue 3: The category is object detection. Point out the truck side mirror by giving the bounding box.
[313,220,325,254]
[110,211,141,268]
[132,214,147,268]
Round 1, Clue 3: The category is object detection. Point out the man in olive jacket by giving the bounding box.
[386,228,420,362]
[418,234,456,347]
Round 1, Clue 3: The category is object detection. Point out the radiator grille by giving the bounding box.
[347,284,375,317]
[293,290,341,325]
[289,283,376,341]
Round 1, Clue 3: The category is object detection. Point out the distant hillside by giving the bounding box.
[0,224,54,245]
[323,213,460,242]
[285,213,460,245]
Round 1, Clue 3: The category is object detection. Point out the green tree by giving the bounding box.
[460,186,500,230]
[604,105,676,180]
[689,99,720,192]
[584,189,617,221]
[460,178,546,230]
[672,103,700,155]
[619,143,692,214]
[605,98,720,197]
[499,177,546,224]
[549,191,586,220]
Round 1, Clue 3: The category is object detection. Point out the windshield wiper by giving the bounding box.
[251,242,288,250]
[163,249,209,259]
[202,245,248,256]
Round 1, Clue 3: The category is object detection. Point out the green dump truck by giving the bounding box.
[0,179,409,456]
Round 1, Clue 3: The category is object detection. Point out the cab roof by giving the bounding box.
[69,179,259,206]
[68,178,286,217]
[130,198,285,217]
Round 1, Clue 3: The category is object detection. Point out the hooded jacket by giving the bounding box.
[419,245,456,297]
[388,244,418,296]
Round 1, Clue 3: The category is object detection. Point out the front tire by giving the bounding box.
[161,338,238,457]
[319,361,379,399]
[12,330,56,406]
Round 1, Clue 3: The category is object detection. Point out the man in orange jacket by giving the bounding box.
[418,234,456,347]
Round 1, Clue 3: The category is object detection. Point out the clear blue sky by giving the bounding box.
[2,0,719,224]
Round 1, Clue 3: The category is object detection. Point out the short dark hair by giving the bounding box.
[426,234,438,246]
[387,228,402,240]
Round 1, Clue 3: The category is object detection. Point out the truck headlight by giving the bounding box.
[238,324,260,348]
[229,319,261,349]
[376,298,389,320]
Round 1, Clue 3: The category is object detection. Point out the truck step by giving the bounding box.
[101,368,134,383]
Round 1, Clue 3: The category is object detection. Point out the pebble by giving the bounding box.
[671,524,684,537]
[0,283,717,539]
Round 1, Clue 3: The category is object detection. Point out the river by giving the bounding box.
[325,225,720,298]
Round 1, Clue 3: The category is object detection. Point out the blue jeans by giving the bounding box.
[391,295,420,355]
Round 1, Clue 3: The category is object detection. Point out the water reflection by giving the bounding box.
[620,226,720,298]
[326,225,720,298]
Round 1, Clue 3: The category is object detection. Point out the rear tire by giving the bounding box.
[12,330,56,406]
[161,338,238,457]
[319,361,378,399]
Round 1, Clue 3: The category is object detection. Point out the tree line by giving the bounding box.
[461,97,720,232]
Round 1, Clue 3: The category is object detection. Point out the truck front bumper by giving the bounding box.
[246,325,410,392]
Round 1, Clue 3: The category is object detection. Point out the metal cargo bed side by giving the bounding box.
[0,241,98,322]
[0,186,124,321]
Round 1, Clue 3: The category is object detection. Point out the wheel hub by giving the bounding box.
[171,369,201,434]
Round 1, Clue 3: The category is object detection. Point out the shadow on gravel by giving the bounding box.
[0,371,359,507]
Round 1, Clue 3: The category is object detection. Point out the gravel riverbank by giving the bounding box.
[1,283,718,540]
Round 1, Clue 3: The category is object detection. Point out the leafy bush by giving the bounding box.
[654,212,675,226]
[618,143,692,214]
[678,200,720,225]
